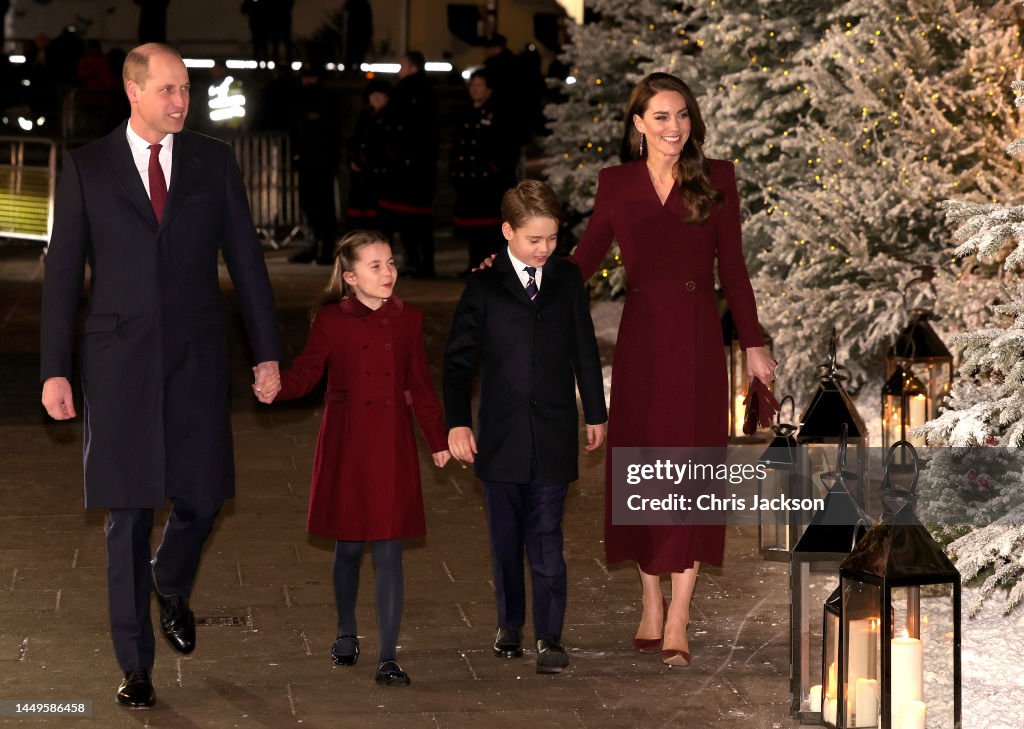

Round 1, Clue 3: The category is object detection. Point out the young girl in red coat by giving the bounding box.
[261,230,450,686]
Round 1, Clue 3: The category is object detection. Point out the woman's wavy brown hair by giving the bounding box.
[621,72,722,224]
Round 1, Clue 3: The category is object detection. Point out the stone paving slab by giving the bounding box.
[0,245,800,728]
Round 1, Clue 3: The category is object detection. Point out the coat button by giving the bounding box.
[685,281,696,291]
[536,313,543,321]
[384,343,392,350]
[381,318,389,325]
[362,344,369,350]
[385,399,392,407]
[530,399,538,406]
[365,400,372,406]
[365,371,371,376]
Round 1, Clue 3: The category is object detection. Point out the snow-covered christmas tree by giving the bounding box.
[745,0,1022,403]
[912,70,1024,613]
[542,0,701,296]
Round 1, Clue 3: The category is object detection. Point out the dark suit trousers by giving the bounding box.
[482,475,569,641]
[105,497,220,670]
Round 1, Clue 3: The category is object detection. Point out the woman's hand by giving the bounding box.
[432,450,451,467]
[745,346,776,383]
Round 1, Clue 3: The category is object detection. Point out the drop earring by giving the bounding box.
[639,133,645,158]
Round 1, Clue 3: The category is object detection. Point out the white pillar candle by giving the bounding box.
[855,677,878,727]
[891,631,923,729]
[809,684,823,713]
[823,698,838,726]
[847,619,875,708]
[908,394,927,428]
[899,700,926,729]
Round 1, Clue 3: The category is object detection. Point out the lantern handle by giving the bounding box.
[850,517,868,552]
[777,395,796,426]
[821,423,860,485]
[902,265,938,317]
[817,328,849,382]
[880,440,921,496]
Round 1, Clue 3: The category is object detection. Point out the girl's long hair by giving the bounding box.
[319,229,390,307]
[620,72,722,224]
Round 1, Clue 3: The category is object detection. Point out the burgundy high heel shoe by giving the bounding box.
[661,622,691,667]
[632,597,668,653]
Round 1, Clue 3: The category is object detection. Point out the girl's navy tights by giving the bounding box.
[333,538,403,663]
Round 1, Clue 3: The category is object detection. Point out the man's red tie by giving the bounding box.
[148,143,167,223]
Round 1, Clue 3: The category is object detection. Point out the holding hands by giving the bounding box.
[432,451,451,467]
[252,361,281,403]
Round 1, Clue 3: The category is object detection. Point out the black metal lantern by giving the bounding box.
[834,442,962,729]
[886,267,954,425]
[799,329,869,505]
[881,366,928,449]
[790,426,871,723]
[722,306,772,441]
[758,396,802,560]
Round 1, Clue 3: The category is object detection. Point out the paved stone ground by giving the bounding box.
[0,241,799,728]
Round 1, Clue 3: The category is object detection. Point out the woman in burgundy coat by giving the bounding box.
[267,230,450,686]
[571,74,776,667]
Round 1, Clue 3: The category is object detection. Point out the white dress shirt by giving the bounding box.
[506,248,543,291]
[126,121,173,198]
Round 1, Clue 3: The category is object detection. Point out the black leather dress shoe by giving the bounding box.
[155,590,196,655]
[493,627,523,658]
[536,637,570,675]
[374,660,411,686]
[116,669,155,708]
[331,634,360,666]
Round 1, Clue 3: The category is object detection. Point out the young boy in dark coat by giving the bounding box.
[443,180,608,674]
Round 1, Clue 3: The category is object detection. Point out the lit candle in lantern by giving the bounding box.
[823,697,838,726]
[855,677,878,727]
[809,684,822,713]
[847,619,876,708]
[891,630,923,729]
[899,700,926,729]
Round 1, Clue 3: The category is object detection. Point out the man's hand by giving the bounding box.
[252,360,281,404]
[42,377,76,420]
[585,422,607,451]
[448,426,478,464]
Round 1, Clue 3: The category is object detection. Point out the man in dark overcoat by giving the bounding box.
[40,43,282,709]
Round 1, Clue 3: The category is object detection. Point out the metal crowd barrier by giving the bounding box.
[0,137,57,244]
[229,133,301,249]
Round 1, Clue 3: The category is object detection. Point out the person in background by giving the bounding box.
[135,0,169,44]
[288,63,342,264]
[344,79,390,230]
[449,69,518,275]
[376,51,439,278]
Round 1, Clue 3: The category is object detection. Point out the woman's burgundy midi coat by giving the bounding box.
[277,296,448,541]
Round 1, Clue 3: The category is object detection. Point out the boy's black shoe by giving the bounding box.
[493,627,523,658]
[536,637,569,674]
[116,669,155,708]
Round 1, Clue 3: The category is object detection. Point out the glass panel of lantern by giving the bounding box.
[758,396,803,560]
[881,366,928,450]
[790,426,870,724]
[834,442,961,729]
[721,306,772,441]
[798,329,869,506]
[886,267,954,422]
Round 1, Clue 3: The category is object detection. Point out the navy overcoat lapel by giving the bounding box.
[106,120,158,228]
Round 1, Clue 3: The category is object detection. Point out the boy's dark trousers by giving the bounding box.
[482,465,569,640]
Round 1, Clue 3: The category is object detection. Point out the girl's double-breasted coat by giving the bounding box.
[277,296,447,541]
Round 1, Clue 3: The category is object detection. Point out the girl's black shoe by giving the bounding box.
[374,660,411,686]
[331,634,360,666]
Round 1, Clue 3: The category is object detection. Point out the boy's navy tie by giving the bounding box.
[524,266,539,301]
[148,143,167,223]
